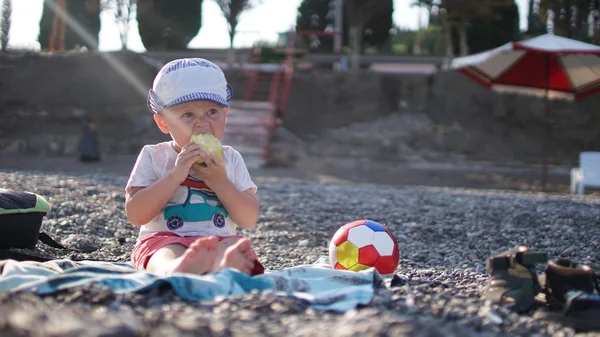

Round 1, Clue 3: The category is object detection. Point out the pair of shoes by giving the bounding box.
[481,246,548,312]
[533,259,600,332]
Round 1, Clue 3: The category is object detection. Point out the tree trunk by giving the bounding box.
[458,21,469,56]
[0,0,11,52]
[527,0,535,32]
[350,11,364,72]
[345,0,361,72]
[444,22,454,58]
[566,1,573,38]
[120,0,136,50]
[120,16,128,50]
[121,31,127,50]
[594,0,600,44]
[228,29,236,69]
[350,26,359,71]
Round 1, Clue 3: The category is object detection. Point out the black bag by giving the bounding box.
[0,189,95,262]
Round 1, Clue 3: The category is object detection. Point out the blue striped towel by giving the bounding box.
[0,257,382,312]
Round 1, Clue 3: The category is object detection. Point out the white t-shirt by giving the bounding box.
[126,141,257,241]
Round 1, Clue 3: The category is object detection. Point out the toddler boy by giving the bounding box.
[125,58,263,276]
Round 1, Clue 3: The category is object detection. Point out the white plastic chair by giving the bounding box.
[570,152,600,194]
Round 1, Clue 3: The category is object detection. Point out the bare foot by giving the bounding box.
[214,238,256,274]
[171,236,219,275]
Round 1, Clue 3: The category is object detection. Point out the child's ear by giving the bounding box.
[153,114,170,134]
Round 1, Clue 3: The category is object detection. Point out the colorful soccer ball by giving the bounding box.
[329,220,400,274]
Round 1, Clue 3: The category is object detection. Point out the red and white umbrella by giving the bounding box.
[451,34,600,189]
[451,34,600,100]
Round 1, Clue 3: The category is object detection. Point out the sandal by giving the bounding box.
[534,259,600,331]
[481,246,548,312]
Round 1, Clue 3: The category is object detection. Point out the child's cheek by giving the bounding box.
[177,119,193,128]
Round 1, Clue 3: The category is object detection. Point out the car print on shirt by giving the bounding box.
[164,186,228,230]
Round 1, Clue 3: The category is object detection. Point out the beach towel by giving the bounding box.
[0,256,383,312]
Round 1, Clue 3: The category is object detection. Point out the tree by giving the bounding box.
[38,0,54,50]
[412,0,434,16]
[414,0,445,27]
[216,0,261,66]
[418,25,446,55]
[296,0,333,51]
[539,0,592,39]
[102,0,137,50]
[386,26,446,56]
[38,0,101,51]
[345,0,394,70]
[137,0,203,50]
[0,0,11,52]
[591,0,599,43]
[526,0,545,36]
[65,0,101,50]
[465,2,519,54]
[423,0,514,57]
[295,0,393,54]
[444,0,487,56]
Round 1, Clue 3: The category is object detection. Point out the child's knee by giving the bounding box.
[151,243,188,260]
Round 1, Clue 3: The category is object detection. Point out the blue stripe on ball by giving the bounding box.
[364,220,386,232]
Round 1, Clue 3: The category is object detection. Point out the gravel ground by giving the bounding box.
[0,169,599,337]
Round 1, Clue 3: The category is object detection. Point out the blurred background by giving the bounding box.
[1,0,600,193]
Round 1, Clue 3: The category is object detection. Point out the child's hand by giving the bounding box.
[170,142,204,183]
[191,151,229,191]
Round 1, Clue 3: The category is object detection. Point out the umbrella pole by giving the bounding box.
[542,53,550,191]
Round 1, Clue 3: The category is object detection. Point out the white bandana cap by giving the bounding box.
[147,58,233,114]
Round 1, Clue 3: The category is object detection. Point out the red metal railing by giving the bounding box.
[262,29,297,162]
[241,30,297,164]
[243,46,262,101]
[277,29,297,117]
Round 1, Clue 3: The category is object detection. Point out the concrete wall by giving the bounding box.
[1,51,599,165]
[283,71,600,165]
[0,51,165,157]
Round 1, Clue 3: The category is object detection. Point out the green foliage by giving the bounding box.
[38,0,53,50]
[539,0,592,39]
[295,0,331,50]
[361,0,394,51]
[38,0,101,50]
[137,0,203,50]
[465,2,520,54]
[443,0,515,22]
[526,0,544,35]
[295,0,393,52]
[428,8,444,27]
[418,25,446,55]
[423,0,520,56]
[66,0,101,50]
[386,25,446,56]
[388,28,416,55]
[391,1,519,56]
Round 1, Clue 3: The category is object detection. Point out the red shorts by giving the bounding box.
[131,231,264,275]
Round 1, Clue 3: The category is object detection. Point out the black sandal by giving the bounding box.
[534,259,600,331]
[481,246,548,312]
